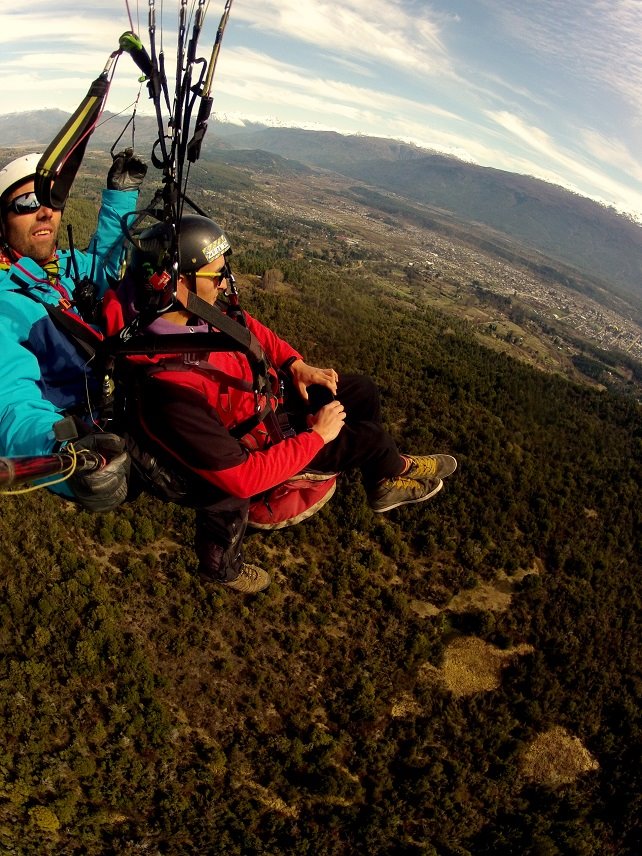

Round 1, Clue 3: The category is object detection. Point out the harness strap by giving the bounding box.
[175,286,284,443]
[179,286,265,364]
[110,290,286,445]
[144,357,254,393]
[139,357,275,442]
[11,284,104,363]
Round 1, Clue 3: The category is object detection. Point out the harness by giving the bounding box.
[110,291,285,445]
[6,246,285,456]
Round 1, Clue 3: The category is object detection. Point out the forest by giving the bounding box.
[0,164,641,854]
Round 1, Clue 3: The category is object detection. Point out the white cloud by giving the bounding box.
[482,0,642,120]
[487,110,642,217]
[0,8,128,48]
[580,129,642,183]
[219,48,460,125]
[233,0,453,77]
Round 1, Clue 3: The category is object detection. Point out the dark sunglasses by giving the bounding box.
[2,191,61,216]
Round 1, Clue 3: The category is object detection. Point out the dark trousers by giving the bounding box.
[305,374,403,489]
[195,374,403,581]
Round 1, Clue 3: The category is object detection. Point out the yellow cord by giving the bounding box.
[0,445,79,496]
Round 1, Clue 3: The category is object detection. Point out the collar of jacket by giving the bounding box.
[6,256,55,291]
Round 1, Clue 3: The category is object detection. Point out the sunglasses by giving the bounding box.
[195,270,227,280]
[2,191,61,216]
[193,261,232,281]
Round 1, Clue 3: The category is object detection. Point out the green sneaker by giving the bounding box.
[403,454,457,480]
[368,476,443,513]
[219,564,271,593]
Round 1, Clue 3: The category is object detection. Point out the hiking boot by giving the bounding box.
[219,564,271,593]
[403,454,457,480]
[368,476,443,513]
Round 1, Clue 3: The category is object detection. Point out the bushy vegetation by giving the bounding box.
[1,235,640,854]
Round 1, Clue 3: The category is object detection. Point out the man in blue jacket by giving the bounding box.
[0,149,144,510]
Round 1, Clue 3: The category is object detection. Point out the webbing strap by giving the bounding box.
[180,287,265,364]
[36,71,112,209]
[12,284,103,363]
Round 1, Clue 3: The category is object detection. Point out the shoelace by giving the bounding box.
[381,475,423,491]
[400,455,438,477]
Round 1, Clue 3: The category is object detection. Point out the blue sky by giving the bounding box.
[1,0,641,220]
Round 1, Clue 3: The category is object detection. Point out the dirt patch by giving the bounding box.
[391,692,422,718]
[447,561,544,615]
[409,599,441,618]
[240,778,299,819]
[447,577,513,614]
[519,726,599,787]
[442,636,534,697]
[409,560,545,620]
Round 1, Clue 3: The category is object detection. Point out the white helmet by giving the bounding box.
[0,153,42,202]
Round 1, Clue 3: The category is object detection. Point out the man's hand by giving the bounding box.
[68,433,130,512]
[289,359,338,401]
[107,148,147,191]
[308,400,346,444]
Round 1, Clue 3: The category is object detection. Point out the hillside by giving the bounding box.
[1,110,640,307]
[336,155,642,306]
[217,124,428,167]
[1,66,642,853]
[212,125,642,306]
[1,227,641,852]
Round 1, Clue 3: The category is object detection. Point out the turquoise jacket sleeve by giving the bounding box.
[0,262,66,457]
[73,188,138,297]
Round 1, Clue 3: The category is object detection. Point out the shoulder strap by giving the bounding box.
[12,284,103,362]
[179,287,265,364]
[109,287,286,444]
[177,291,287,443]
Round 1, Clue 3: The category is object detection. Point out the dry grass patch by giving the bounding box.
[391,692,422,718]
[519,726,599,787]
[442,636,533,697]
[409,599,441,618]
[447,577,513,614]
[448,564,541,614]
[242,780,300,819]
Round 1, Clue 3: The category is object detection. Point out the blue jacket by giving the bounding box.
[0,189,137,458]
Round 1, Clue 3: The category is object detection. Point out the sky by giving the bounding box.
[1,0,641,221]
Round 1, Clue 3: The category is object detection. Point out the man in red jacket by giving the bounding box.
[110,215,457,593]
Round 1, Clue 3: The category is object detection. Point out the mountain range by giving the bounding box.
[1,109,640,307]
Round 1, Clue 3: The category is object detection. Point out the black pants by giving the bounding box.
[195,374,403,581]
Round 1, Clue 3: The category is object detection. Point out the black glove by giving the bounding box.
[68,433,131,513]
[107,148,147,191]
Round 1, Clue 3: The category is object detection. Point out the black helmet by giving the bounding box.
[129,214,231,312]
[177,214,231,273]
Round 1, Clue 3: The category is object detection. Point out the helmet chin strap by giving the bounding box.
[0,236,20,265]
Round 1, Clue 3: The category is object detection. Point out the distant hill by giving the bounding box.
[215,124,428,167]
[0,110,158,150]
[338,156,642,304]
[1,110,640,303]
[201,148,313,177]
[214,126,642,306]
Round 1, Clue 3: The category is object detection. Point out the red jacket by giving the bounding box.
[107,294,324,499]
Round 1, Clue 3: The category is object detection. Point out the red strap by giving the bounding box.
[102,288,125,336]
